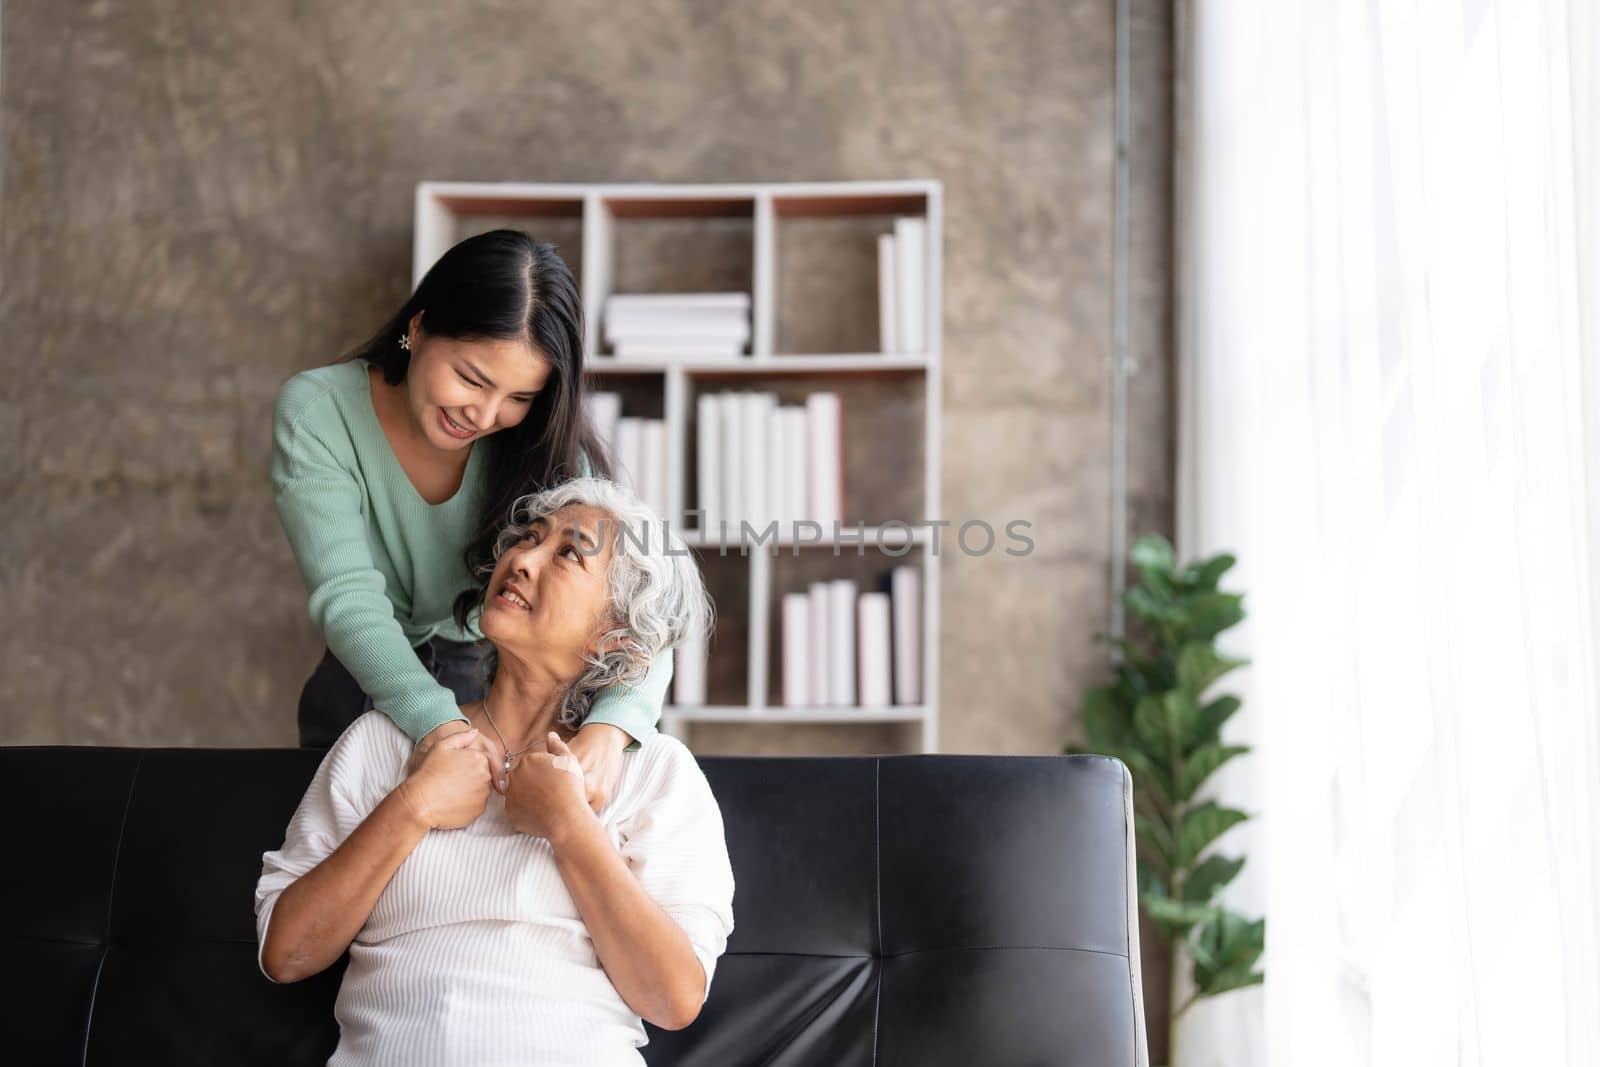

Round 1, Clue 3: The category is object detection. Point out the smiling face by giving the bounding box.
[402,310,554,453]
[481,504,619,674]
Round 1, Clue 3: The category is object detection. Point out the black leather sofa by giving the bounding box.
[1,747,1148,1066]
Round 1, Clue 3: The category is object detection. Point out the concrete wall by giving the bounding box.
[1,0,1173,1046]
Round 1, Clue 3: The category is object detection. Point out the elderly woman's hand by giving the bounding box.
[395,728,495,830]
[505,733,594,841]
[567,723,633,813]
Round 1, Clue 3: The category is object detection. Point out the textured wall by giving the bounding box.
[2,0,1173,1044]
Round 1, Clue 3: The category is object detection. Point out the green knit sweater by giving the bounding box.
[270,358,669,749]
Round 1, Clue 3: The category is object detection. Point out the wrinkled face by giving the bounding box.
[403,311,553,452]
[481,504,618,672]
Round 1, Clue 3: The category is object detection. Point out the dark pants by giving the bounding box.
[296,636,491,748]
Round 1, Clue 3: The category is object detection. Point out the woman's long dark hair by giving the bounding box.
[338,229,613,634]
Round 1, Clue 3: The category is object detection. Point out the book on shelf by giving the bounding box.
[694,390,842,539]
[603,292,750,362]
[807,581,829,707]
[876,217,926,355]
[587,391,622,471]
[894,217,926,354]
[805,392,843,531]
[888,565,922,704]
[673,621,708,706]
[592,404,669,526]
[826,579,856,706]
[783,566,922,709]
[696,393,721,535]
[781,592,810,706]
[740,392,774,527]
[612,339,745,360]
[878,232,899,355]
[640,418,667,524]
[856,592,892,707]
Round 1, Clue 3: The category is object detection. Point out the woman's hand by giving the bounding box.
[504,733,593,841]
[567,722,634,813]
[406,716,472,775]
[395,728,495,830]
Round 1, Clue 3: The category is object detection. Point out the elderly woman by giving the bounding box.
[254,477,732,1066]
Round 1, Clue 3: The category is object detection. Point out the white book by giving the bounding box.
[805,392,843,531]
[720,392,745,533]
[767,404,788,533]
[781,592,811,707]
[782,408,807,529]
[808,581,831,708]
[742,392,775,534]
[587,391,622,468]
[641,418,667,524]
[614,417,643,495]
[878,232,899,354]
[607,292,751,312]
[857,592,892,707]
[696,393,721,536]
[673,623,707,706]
[894,217,925,354]
[891,565,922,704]
[827,579,857,706]
[611,339,746,360]
[605,311,750,343]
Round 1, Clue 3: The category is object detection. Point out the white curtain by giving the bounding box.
[1172,1,1600,1065]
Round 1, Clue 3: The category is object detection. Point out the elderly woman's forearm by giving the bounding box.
[548,813,707,1030]
[261,790,429,983]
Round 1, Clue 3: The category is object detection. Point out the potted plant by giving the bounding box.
[1066,533,1264,1064]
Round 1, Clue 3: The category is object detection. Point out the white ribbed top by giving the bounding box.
[254,712,736,1067]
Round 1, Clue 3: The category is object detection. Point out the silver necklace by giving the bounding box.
[478,690,542,773]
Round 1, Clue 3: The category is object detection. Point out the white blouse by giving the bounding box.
[254,711,736,1067]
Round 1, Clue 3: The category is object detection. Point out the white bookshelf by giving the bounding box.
[413,180,943,753]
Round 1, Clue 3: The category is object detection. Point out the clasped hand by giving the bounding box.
[397,725,590,842]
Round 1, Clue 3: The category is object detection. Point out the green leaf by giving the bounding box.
[1175,642,1250,698]
[1178,744,1250,802]
[1135,813,1176,871]
[1179,802,1249,867]
[1126,584,1184,628]
[1193,694,1241,744]
[1181,552,1237,592]
[1162,689,1201,749]
[1133,694,1168,750]
[1137,859,1169,900]
[1109,747,1175,808]
[1190,911,1265,996]
[1181,592,1246,640]
[1182,854,1245,904]
[1143,893,1220,936]
[1198,965,1265,997]
[1079,686,1132,750]
[1130,533,1175,578]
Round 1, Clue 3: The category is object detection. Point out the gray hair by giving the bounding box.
[468,476,714,731]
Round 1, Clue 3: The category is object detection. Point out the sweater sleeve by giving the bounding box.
[271,383,468,744]
[584,645,671,752]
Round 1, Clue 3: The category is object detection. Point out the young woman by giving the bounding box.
[271,228,669,808]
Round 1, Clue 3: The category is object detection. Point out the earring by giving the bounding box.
[399,334,411,351]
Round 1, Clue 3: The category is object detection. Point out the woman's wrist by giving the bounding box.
[546,801,603,852]
[391,779,436,832]
[416,717,472,750]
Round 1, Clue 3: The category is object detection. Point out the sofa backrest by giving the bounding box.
[0,747,1147,1066]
